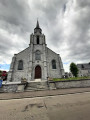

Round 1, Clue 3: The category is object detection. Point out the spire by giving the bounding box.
[34,20,42,34]
[36,20,40,28]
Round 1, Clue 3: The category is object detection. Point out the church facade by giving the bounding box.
[7,21,64,82]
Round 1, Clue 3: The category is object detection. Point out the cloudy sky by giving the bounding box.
[0,0,90,72]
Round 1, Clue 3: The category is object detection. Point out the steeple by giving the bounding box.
[36,20,40,28]
[34,20,42,34]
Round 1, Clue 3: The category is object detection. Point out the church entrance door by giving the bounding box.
[35,65,41,79]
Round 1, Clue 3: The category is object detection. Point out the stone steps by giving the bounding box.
[0,88,4,93]
[25,81,49,91]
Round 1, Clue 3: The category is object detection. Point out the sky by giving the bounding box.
[0,0,90,72]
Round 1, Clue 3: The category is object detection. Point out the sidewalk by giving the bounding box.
[0,87,90,100]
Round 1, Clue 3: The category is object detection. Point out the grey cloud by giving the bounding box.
[62,0,90,64]
[0,0,90,72]
[77,0,90,8]
[32,0,67,19]
[0,0,32,36]
[0,0,32,64]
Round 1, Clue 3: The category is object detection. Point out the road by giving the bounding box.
[0,91,90,120]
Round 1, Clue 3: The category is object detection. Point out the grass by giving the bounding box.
[53,76,90,81]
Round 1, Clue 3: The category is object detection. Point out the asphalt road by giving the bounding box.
[1,87,90,100]
[0,91,90,120]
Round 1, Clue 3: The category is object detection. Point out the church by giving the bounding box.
[7,21,64,82]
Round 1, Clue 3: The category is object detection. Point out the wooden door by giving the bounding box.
[35,65,41,79]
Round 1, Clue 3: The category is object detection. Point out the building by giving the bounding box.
[7,21,64,82]
[65,72,73,78]
[77,63,90,77]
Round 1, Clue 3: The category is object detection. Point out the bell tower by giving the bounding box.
[30,20,46,45]
[29,20,48,81]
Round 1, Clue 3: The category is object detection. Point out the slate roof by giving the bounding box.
[77,63,90,70]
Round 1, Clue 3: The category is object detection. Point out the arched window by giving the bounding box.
[35,50,41,60]
[52,60,56,69]
[18,60,23,70]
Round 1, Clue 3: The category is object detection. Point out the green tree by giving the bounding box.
[70,62,79,77]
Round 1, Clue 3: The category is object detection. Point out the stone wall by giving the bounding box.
[7,31,65,82]
[12,47,30,82]
[0,83,25,93]
[1,79,90,93]
[0,84,18,92]
[46,48,64,78]
[49,79,90,89]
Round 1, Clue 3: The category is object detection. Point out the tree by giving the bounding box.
[70,62,79,77]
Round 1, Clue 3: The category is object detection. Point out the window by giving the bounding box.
[35,50,41,60]
[18,60,23,70]
[52,60,56,69]
[37,36,39,44]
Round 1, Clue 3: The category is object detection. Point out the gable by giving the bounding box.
[46,47,58,56]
